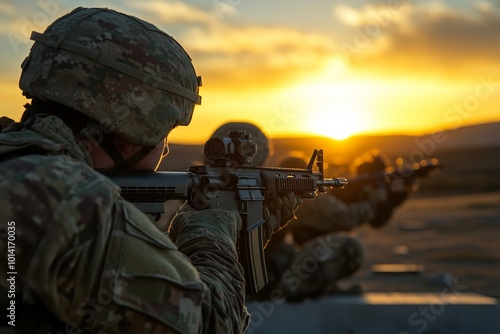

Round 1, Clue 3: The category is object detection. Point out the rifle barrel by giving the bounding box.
[321,178,348,188]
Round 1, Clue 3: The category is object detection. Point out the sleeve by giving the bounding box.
[0,156,119,331]
[290,193,379,245]
[1,156,249,333]
[169,207,250,333]
[369,181,409,228]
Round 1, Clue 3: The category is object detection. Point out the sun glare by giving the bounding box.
[292,90,373,140]
[287,80,372,140]
[278,58,376,140]
[309,104,368,140]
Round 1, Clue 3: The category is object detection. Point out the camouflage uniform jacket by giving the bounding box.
[0,115,249,333]
[288,192,378,245]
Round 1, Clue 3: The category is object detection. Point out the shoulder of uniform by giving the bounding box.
[0,116,16,131]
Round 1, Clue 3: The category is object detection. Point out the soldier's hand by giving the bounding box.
[262,191,302,246]
[366,184,388,204]
[368,178,410,228]
[168,204,242,247]
[386,178,410,207]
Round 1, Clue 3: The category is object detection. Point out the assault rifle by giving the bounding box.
[331,158,441,203]
[103,130,347,294]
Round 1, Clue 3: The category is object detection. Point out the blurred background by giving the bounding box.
[1,0,499,143]
[2,0,499,308]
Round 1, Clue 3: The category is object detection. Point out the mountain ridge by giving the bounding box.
[162,121,500,170]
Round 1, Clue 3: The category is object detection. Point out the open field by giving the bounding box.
[245,192,500,333]
[342,191,500,300]
[161,124,500,300]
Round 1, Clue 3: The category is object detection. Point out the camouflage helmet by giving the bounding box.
[19,7,201,147]
[207,122,272,165]
[352,149,388,176]
[278,153,308,169]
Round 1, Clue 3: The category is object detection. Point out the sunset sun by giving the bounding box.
[287,76,373,140]
[308,104,369,140]
[313,113,357,140]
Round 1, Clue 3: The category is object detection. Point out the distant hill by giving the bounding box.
[159,121,500,196]
[269,121,500,165]
[426,121,500,149]
[162,121,500,169]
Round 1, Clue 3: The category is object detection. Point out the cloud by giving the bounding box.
[123,1,336,89]
[121,1,336,88]
[125,0,214,25]
[0,3,16,15]
[335,2,500,78]
[184,25,333,64]
[185,25,335,89]
[0,1,337,94]
[0,2,78,57]
[0,78,27,122]
[334,3,365,26]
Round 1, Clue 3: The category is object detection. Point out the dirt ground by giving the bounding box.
[340,191,500,300]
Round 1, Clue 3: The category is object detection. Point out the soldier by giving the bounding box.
[257,150,412,302]
[0,7,301,333]
[204,122,411,302]
[205,122,272,166]
[158,121,273,230]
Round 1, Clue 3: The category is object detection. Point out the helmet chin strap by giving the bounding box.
[82,126,154,170]
[99,133,154,170]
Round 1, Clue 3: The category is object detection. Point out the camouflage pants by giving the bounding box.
[255,233,364,302]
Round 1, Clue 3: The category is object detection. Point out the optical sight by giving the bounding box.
[204,130,258,166]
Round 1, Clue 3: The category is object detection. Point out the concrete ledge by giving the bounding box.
[245,293,500,334]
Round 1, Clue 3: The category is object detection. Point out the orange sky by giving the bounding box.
[1,1,499,143]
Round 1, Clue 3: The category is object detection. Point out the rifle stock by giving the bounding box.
[103,132,347,295]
